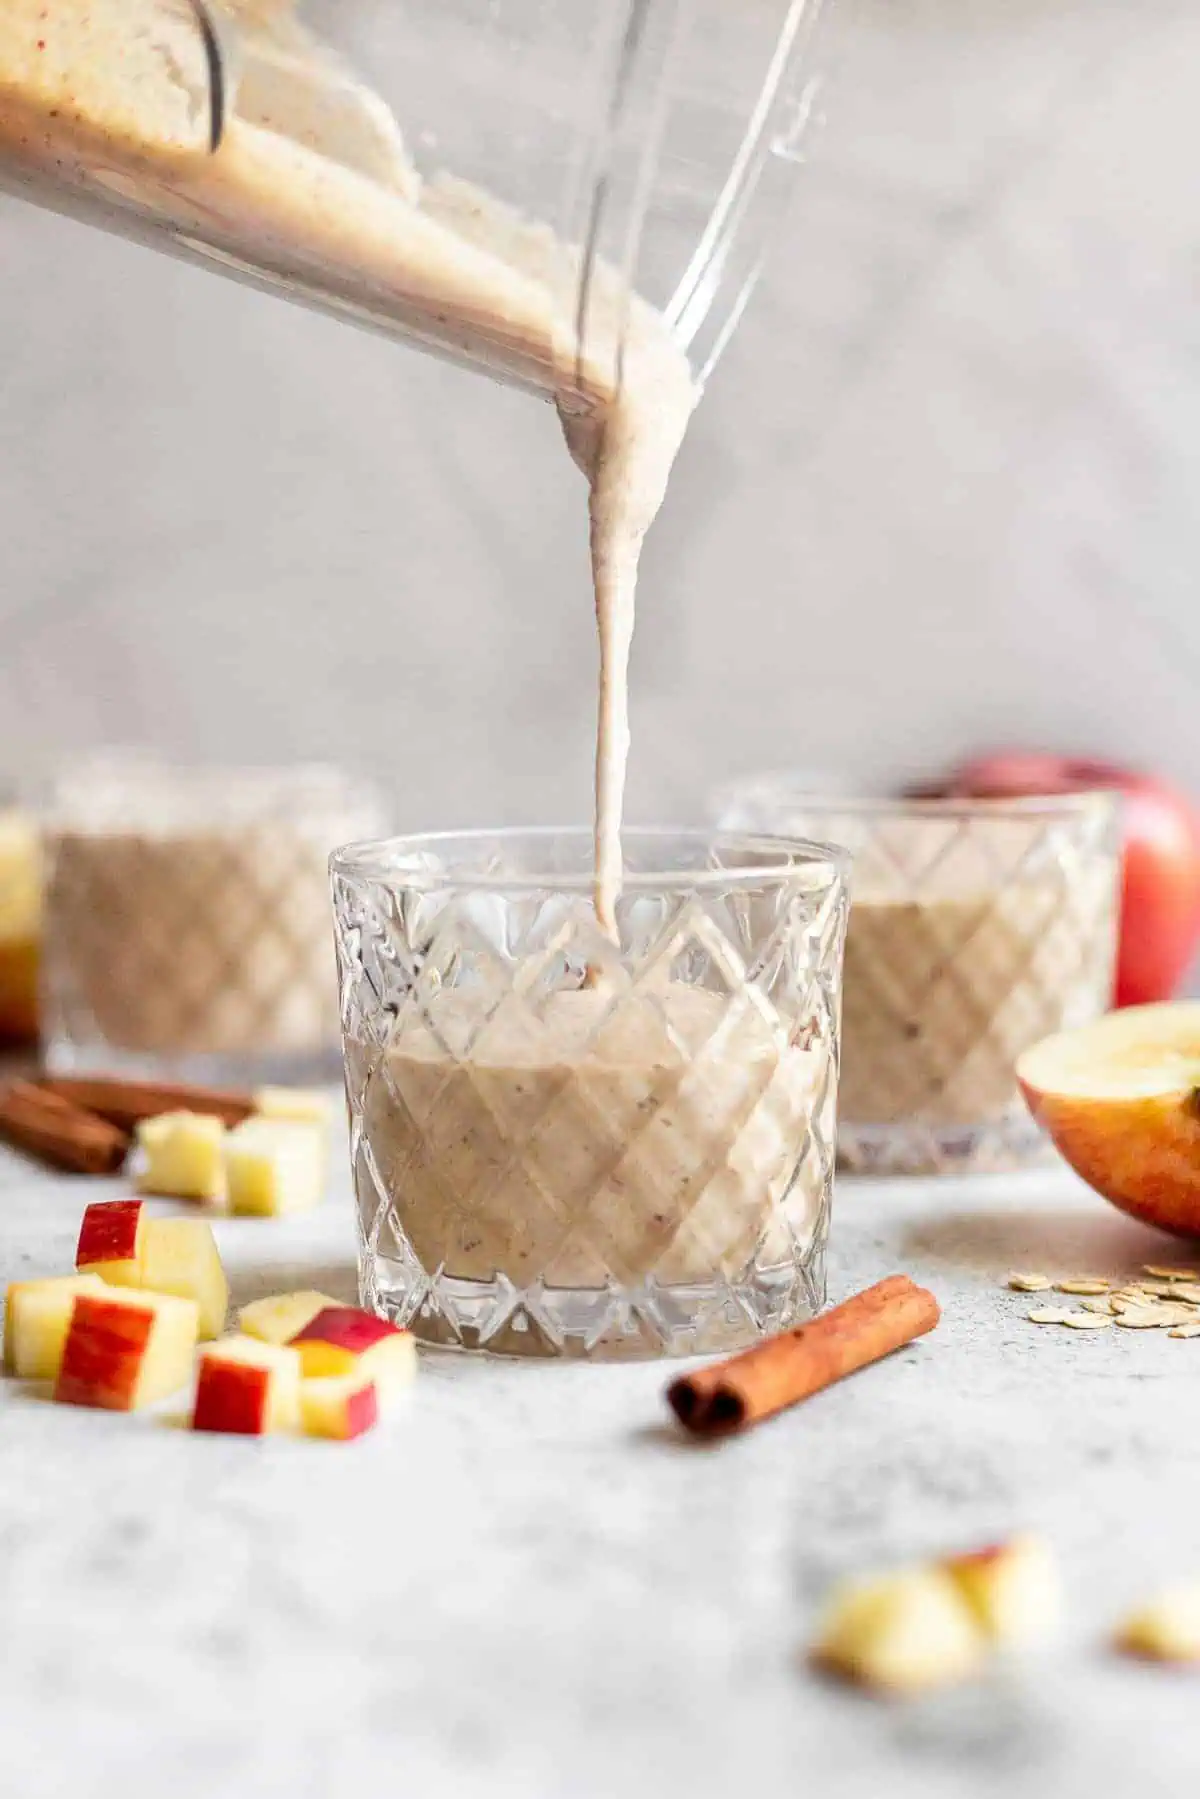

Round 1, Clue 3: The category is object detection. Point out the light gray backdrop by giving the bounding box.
[1,0,1197,837]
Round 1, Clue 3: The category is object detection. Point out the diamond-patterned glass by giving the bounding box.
[42,757,385,1083]
[715,785,1120,1175]
[332,828,848,1359]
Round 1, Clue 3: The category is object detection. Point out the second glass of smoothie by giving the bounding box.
[716,781,1121,1175]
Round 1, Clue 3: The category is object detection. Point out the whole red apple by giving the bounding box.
[918,754,1200,1007]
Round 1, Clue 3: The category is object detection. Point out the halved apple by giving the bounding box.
[1017,1003,1200,1238]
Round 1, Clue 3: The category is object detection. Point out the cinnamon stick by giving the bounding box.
[37,1075,255,1133]
[0,1080,131,1175]
[667,1274,940,1438]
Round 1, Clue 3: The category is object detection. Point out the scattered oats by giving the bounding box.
[1080,1297,1116,1314]
[1114,1309,1173,1330]
[1110,1291,1152,1312]
[1007,1273,1051,1292]
[1143,1266,1200,1282]
[1151,1305,1200,1327]
[1027,1307,1074,1325]
[1168,1323,1200,1340]
[1061,1312,1112,1331]
[1134,1278,1187,1299]
[1168,1284,1200,1307]
[1055,1279,1110,1296]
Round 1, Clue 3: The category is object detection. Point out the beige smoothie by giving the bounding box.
[352,982,831,1292]
[838,874,1117,1147]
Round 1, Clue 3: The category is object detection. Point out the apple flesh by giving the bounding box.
[139,1217,229,1340]
[3,1273,107,1380]
[239,1289,340,1346]
[1017,1002,1200,1237]
[299,1375,379,1442]
[942,1534,1061,1648]
[1117,1586,1200,1662]
[55,1288,199,1411]
[224,1117,324,1216]
[918,752,1200,1007]
[288,1306,416,1396]
[191,1336,301,1435]
[76,1198,146,1286]
[136,1110,226,1202]
[812,1567,985,1694]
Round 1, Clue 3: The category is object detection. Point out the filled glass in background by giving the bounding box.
[715,781,1121,1175]
[42,755,387,1085]
[332,826,848,1359]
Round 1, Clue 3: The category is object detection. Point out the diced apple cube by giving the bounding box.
[812,1568,986,1694]
[289,1306,416,1398]
[191,1336,301,1435]
[942,1534,1061,1648]
[299,1375,379,1442]
[76,1197,146,1287]
[55,1288,199,1411]
[4,1273,107,1380]
[254,1086,334,1173]
[137,1110,225,1202]
[239,1289,340,1346]
[224,1117,324,1216]
[139,1217,229,1340]
[1117,1587,1200,1663]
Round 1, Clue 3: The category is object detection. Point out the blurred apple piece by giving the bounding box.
[942,1534,1061,1648]
[55,1287,199,1411]
[140,1216,229,1340]
[4,1273,107,1379]
[299,1374,379,1441]
[289,1305,416,1398]
[253,1087,333,1174]
[1116,1586,1200,1662]
[137,1110,226,1202]
[224,1117,324,1216]
[191,1335,300,1435]
[76,1197,146,1287]
[239,1288,340,1345]
[812,1567,985,1694]
[1017,1003,1200,1238]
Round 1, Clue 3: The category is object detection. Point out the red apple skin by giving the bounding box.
[55,1294,152,1410]
[76,1199,144,1268]
[290,1307,400,1353]
[193,1363,270,1435]
[924,754,1200,1007]
[344,1384,379,1440]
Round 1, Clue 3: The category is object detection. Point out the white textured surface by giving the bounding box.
[2,1136,1200,1797]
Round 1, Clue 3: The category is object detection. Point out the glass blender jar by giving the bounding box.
[0,0,828,407]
